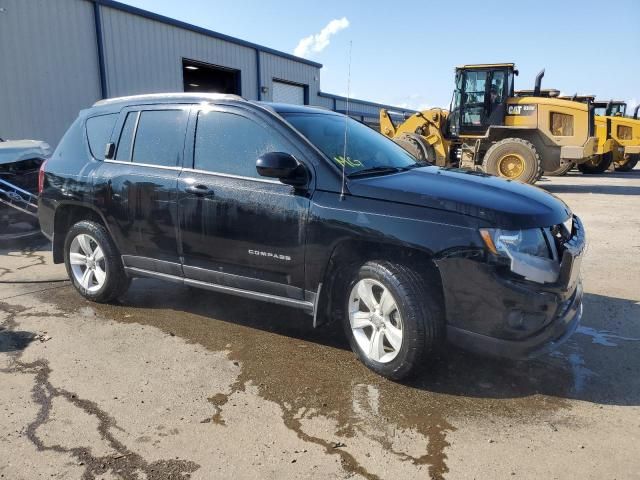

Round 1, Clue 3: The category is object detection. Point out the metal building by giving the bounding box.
[0,0,415,147]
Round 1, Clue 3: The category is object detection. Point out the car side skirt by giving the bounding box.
[124,266,315,314]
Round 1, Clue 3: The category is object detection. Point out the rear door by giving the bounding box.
[177,105,312,300]
[93,105,189,276]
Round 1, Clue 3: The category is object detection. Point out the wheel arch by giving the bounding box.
[314,239,444,327]
[52,202,111,264]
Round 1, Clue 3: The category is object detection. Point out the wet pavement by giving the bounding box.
[1,171,640,479]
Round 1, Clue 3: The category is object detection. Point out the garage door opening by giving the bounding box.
[182,59,241,95]
[272,80,307,105]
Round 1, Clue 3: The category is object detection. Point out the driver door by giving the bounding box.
[177,106,313,301]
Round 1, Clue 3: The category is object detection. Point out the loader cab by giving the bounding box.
[608,102,626,117]
[594,101,626,117]
[447,63,516,138]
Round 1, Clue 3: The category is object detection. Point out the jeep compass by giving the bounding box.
[38,93,585,380]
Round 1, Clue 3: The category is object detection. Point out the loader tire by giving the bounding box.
[393,133,436,164]
[482,138,542,184]
[578,153,612,174]
[544,162,575,176]
[614,155,638,172]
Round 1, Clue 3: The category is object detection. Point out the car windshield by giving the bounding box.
[281,112,418,176]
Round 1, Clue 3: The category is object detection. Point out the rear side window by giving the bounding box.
[86,114,117,160]
[194,110,289,178]
[132,110,188,167]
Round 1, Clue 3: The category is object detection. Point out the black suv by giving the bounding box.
[39,93,585,379]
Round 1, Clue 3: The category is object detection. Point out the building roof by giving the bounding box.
[317,93,417,114]
[90,0,323,68]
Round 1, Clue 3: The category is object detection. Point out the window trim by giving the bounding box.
[114,110,140,162]
[103,159,183,171]
[184,167,283,184]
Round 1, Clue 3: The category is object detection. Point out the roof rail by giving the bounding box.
[93,92,245,107]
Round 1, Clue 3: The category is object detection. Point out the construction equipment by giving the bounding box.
[559,99,640,174]
[380,64,597,184]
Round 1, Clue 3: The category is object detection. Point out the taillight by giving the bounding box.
[38,159,48,194]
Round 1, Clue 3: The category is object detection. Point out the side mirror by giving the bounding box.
[104,142,115,160]
[256,152,307,186]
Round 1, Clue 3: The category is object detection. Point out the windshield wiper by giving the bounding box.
[347,166,404,178]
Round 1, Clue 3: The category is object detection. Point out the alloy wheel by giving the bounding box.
[348,278,403,363]
[69,233,107,292]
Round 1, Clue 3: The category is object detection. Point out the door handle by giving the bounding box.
[185,184,214,196]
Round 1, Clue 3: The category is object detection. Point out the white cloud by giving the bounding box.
[294,17,349,58]
[376,94,434,112]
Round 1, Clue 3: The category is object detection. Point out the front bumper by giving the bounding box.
[561,136,597,161]
[447,282,582,359]
[438,215,586,360]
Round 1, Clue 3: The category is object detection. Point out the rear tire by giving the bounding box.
[578,153,612,174]
[482,138,542,184]
[614,155,638,172]
[342,261,444,380]
[64,220,130,303]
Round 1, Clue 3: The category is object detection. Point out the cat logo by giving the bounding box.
[507,104,536,116]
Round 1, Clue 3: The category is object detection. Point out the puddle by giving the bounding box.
[39,280,587,479]
[576,325,640,347]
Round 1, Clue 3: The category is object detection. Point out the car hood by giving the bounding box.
[347,166,571,229]
[0,140,52,166]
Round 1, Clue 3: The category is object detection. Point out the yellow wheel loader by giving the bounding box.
[578,101,640,174]
[380,64,597,184]
[555,98,640,174]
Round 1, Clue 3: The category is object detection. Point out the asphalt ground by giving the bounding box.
[1,170,639,479]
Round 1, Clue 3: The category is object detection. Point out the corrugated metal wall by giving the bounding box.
[99,6,259,99]
[0,0,102,147]
[0,0,413,147]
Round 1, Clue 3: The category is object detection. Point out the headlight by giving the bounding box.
[480,228,559,284]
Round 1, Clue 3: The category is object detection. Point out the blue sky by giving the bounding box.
[123,0,640,111]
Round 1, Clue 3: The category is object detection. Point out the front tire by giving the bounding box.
[393,133,436,164]
[578,153,612,174]
[343,261,444,380]
[482,138,542,184]
[64,220,130,303]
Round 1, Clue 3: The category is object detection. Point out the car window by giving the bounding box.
[194,110,290,178]
[132,110,188,167]
[86,113,117,160]
[115,112,137,161]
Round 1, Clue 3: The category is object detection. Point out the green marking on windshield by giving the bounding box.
[333,155,363,168]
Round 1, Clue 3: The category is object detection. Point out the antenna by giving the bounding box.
[340,40,352,201]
